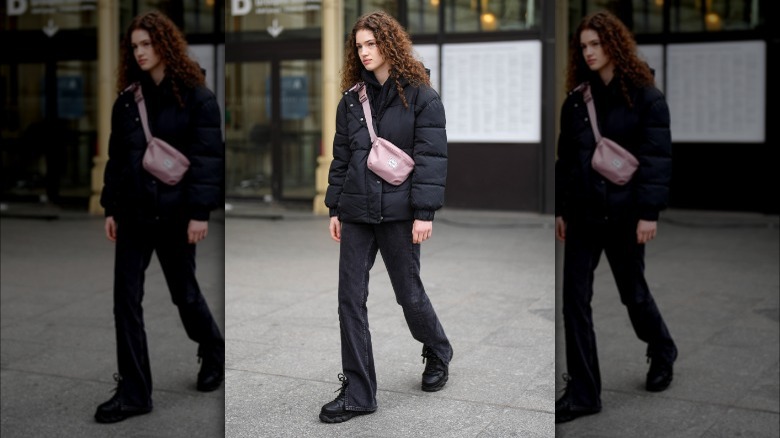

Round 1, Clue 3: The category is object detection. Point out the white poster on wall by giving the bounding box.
[189,45,216,92]
[442,41,541,143]
[666,41,765,143]
[412,44,440,94]
[637,44,664,93]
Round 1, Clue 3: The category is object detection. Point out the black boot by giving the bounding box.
[197,353,225,392]
[646,356,674,392]
[94,374,152,423]
[319,373,374,423]
[421,346,449,392]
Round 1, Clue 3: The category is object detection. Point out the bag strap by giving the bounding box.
[352,82,378,143]
[130,82,154,144]
[581,83,603,143]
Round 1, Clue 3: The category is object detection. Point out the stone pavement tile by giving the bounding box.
[0,369,223,438]
[228,335,339,381]
[702,407,780,438]
[1,214,226,438]
[226,370,511,438]
[555,215,779,436]
[512,364,555,413]
[734,361,780,413]
[439,342,545,408]
[224,211,556,437]
[476,408,554,438]
[555,391,725,438]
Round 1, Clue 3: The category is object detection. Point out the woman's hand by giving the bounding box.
[329,216,342,242]
[412,220,432,244]
[636,219,657,244]
[105,216,117,242]
[555,216,566,242]
[188,220,208,244]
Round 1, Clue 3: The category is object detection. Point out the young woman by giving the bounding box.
[554,11,677,423]
[96,11,224,423]
[321,11,452,423]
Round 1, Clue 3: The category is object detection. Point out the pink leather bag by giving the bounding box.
[352,83,414,186]
[582,83,638,186]
[131,84,191,186]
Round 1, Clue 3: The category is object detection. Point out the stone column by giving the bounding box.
[89,0,119,215]
[313,0,344,215]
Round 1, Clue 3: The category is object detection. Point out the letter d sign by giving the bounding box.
[8,0,27,15]
[231,0,251,15]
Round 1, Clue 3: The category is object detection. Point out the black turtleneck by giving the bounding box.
[139,75,174,133]
[361,69,393,115]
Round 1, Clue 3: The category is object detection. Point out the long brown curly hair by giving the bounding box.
[566,11,655,107]
[117,11,204,107]
[341,11,430,109]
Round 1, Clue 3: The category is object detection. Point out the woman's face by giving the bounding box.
[131,29,164,74]
[355,29,388,73]
[580,29,612,73]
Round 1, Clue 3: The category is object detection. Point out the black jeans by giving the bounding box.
[112,218,224,407]
[561,219,677,409]
[337,220,452,411]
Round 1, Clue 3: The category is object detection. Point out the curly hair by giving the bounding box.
[566,11,655,107]
[341,11,430,108]
[117,11,204,107]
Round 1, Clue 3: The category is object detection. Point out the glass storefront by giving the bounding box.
[1,0,223,206]
[575,0,762,34]
[0,56,98,203]
[224,0,540,204]
[224,59,322,201]
[444,0,539,32]
[225,1,322,202]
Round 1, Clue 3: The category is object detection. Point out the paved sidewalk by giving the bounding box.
[223,203,556,437]
[2,201,777,437]
[555,210,780,437]
[1,203,225,438]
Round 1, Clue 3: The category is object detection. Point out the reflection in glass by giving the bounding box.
[225,62,273,199]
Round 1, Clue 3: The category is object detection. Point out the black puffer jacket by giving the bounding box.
[555,76,671,223]
[325,70,447,223]
[100,75,223,222]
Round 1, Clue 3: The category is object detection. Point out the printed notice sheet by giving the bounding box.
[442,41,542,143]
[667,41,765,143]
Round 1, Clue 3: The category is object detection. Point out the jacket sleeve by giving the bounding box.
[186,88,224,221]
[100,99,123,218]
[555,95,576,219]
[634,89,672,221]
[410,89,447,221]
[324,96,351,217]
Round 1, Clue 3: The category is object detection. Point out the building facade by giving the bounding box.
[1,0,224,209]
[569,0,777,214]
[225,0,553,212]
[1,0,775,214]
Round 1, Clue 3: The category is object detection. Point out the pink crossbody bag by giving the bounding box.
[130,83,191,185]
[581,83,638,186]
[352,82,414,186]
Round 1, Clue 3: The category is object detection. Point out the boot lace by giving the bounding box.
[421,347,441,373]
[334,373,348,395]
[558,373,572,398]
[109,373,122,394]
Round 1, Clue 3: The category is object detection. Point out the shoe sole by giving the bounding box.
[421,375,448,392]
[95,407,152,424]
[646,380,672,392]
[319,409,374,423]
[197,381,224,392]
[555,408,600,424]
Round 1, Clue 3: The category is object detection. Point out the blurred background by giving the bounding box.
[1,0,776,216]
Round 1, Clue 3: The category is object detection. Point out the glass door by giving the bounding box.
[225,62,273,200]
[280,59,321,200]
[224,59,322,202]
[1,61,96,205]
